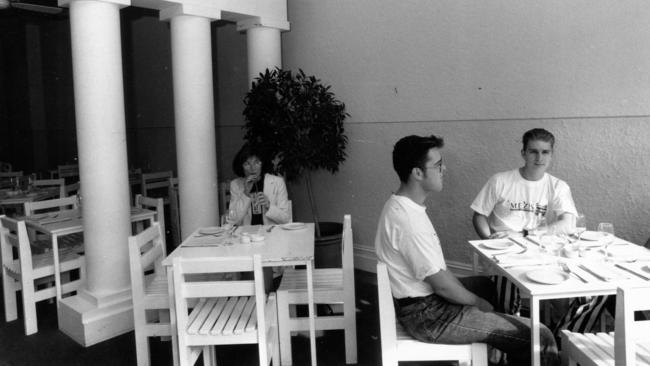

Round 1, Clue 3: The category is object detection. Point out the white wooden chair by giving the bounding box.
[276,214,357,365]
[24,195,82,253]
[376,262,488,366]
[127,222,177,366]
[141,171,173,204]
[64,181,81,197]
[32,178,66,198]
[24,195,79,216]
[0,170,23,180]
[0,215,85,335]
[168,177,181,246]
[172,254,280,366]
[134,194,166,247]
[57,164,79,184]
[561,285,650,366]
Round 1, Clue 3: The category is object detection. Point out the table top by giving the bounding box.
[469,236,650,298]
[163,223,315,267]
[0,187,59,205]
[23,207,155,236]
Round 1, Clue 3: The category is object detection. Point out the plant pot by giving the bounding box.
[315,221,343,268]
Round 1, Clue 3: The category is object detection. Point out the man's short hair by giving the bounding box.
[522,128,555,150]
[393,135,444,183]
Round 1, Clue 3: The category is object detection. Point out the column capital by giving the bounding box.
[159,4,221,22]
[59,0,130,8]
[237,16,290,33]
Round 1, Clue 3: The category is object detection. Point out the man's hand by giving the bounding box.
[488,230,523,239]
[475,297,494,312]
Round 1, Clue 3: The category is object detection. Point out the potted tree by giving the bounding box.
[243,67,348,267]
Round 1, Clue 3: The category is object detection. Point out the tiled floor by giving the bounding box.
[0,270,386,366]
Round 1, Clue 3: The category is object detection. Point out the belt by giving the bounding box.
[394,296,421,307]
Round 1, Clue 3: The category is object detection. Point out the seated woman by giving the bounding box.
[227,143,291,226]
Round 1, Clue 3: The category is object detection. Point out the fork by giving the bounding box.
[560,263,587,283]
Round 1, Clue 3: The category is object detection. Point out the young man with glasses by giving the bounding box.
[375,134,559,366]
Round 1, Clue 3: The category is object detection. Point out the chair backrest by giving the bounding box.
[341,214,354,287]
[0,216,34,278]
[141,171,172,198]
[64,181,81,197]
[134,194,166,247]
[32,178,66,198]
[168,177,181,245]
[376,261,399,365]
[24,195,79,216]
[172,254,268,347]
[0,162,12,172]
[128,222,166,295]
[219,181,231,217]
[57,164,79,178]
[0,171,23,179]
[614,285,650,366]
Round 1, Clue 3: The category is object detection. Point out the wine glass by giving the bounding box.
[575,213,586,239]
[597,222,615,261]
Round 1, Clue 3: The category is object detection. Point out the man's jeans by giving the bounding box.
[396,276,559,366]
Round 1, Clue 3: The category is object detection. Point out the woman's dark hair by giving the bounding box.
[232,143,271,177]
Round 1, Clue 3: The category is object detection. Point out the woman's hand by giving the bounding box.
[244,175,258,196]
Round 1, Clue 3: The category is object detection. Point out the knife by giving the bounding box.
[578,264,610,281]
[614,264,650,281]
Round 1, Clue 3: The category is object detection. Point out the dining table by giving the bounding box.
[23,206,156,304]
[162,223,318,366]
[0,187,60,215]
[468,234,650,366]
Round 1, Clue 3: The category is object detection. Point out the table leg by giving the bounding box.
[530,296,541,366]
[52,234,62,306]
[166,268,180,366]
[306,260,317,366]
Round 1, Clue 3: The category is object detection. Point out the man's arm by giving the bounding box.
[547,212,576,235]
[472,212,492,239]
[423,269,493,312]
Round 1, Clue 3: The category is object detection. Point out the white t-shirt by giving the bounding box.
[375,195,446,299]
[471,169,578,233]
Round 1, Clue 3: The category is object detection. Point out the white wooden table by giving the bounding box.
[163,223,318,366]
[0,187,60,215]
[468,236,650,366]
[24,207,156,304]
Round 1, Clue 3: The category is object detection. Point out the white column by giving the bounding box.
[245,25,282,83]
[169,14,219,238]
[58,0,134,346]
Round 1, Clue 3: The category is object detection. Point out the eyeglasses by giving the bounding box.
[423,158,443,173]
[243,159,262,168]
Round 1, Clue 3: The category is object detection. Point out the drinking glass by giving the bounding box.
[597,222,615,261]
[536,216,550,252]
[575,213,587,238]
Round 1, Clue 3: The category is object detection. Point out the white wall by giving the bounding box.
[216,0,650,264]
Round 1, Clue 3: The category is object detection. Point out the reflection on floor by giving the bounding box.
[0,270,458,365]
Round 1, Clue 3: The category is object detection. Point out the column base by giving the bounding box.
[57,288,134,347]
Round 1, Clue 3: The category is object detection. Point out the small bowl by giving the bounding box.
[250,234,264,242]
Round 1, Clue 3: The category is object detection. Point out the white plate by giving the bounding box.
[199,227,226,235]
[250,234,265,242]
[606,245,639,259]
[481,240,514,250]
[281,223,306,230]
[580,231,607,241]
[526,268,569,285]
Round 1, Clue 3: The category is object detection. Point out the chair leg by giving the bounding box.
[343,302,357,364]
[2,270,18,322]
[21,278,38,335]
[276,292,293,366]
[203,346,216,366]
[471,343,488,366]
[133,326,150,366]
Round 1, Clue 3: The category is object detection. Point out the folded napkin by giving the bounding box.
[495,252,553,267]
[578,262,629,281]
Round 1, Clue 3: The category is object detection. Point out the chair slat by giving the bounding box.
[199,298,227,335]
[234,297,256,334]
[223,296,249,336]
[210,297,238,336]
[187,298,217,335]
